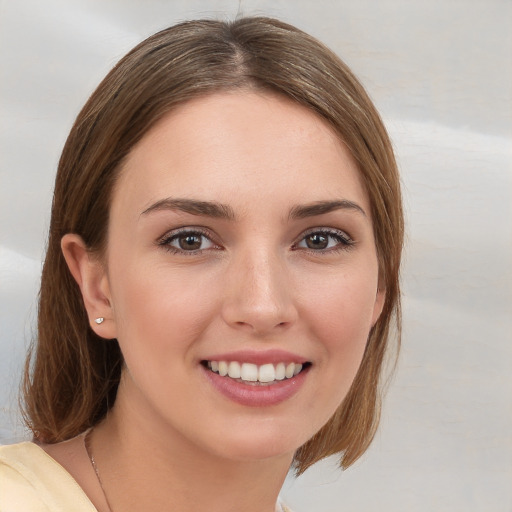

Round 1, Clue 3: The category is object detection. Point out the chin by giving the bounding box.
[197,416,316,464]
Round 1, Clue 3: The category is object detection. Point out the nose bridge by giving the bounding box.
[222,242,297,333]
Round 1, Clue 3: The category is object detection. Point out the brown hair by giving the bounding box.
[23,16,403,474]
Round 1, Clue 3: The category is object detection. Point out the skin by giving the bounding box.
[53,91,384,512]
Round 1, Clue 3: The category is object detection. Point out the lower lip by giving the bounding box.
[202,365,309,407]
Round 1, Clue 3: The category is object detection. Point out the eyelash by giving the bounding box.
[292,228,355,253]
[157,227,354,255]
[157,227,220,255]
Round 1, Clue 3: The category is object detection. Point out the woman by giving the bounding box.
[0,17,403,512]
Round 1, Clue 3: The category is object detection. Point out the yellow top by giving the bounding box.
[0,442,97,511]
[0,442,292,512]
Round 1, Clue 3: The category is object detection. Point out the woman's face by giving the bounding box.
[101,91,384,461]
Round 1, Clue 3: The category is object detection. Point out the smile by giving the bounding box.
[205,361,307,385]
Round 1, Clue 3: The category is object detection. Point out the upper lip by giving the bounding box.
[201,349,309,366]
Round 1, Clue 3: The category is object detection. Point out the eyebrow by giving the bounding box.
[141,198,236,220]
[289,200,367,219]
[140,197,366,221]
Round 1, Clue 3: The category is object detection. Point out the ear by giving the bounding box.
[371,287,386,327]
[61,233,117,339]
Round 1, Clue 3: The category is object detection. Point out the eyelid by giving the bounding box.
[157,226,221,252]
[299,226,353,240]
[293,227,355,251]
[156,225,354,254]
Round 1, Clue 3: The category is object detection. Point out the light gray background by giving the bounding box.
[1,1,511,511]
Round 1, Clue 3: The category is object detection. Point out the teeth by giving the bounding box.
[241,363,258,382]
[218,361,228,377]
[275,362,285,381]
[258,363,275,383]
[285,363,295,379]
[228,361,241,379]
[207,360,305,383]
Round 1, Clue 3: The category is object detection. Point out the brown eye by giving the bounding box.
[305,233,329,249]
[160,229,216,253]
[178,233,203,250]
[295,229,353,252]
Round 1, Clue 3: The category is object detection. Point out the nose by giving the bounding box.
[221,249,298,335]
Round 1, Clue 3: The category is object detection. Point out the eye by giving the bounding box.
[158,228,218,254]
[294,229,354,252]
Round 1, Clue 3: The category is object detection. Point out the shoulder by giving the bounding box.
[0,442,97,512]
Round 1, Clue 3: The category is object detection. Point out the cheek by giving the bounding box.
[300,267,379,373]
[286,267,379,434]
[108,260,221,365]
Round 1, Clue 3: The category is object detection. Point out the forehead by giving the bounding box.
[112,91,369,218]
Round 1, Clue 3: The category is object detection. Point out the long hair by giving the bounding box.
[23,17,403,474]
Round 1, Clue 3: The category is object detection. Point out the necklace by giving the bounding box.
[84,429,288,512]
[84,429,114,512]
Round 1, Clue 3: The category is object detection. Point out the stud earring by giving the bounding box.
[94,317,105,325]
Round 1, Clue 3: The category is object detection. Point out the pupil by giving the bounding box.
[179,234,201,250]
[307,234,328,249]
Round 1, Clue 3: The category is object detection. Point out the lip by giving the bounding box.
[202,363,310,407]
[201,349,308,366]
[200,349,311,407]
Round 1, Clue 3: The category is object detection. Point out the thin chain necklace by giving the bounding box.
[84,429,289,512]
[84,429,114,512]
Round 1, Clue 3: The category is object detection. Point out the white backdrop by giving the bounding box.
[1,1,511,511]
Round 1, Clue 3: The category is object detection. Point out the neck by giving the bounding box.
[90,384,293,512]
